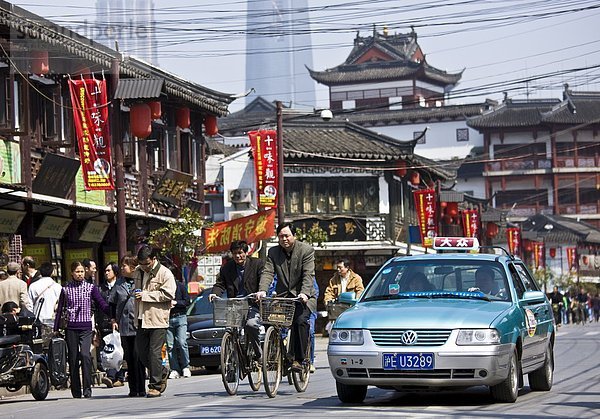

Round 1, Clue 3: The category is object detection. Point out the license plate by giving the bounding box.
[382,353,434,370]
[200,345,221,355]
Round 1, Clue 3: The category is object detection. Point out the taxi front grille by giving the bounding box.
[347,368,475,379]
[370,329,452,346]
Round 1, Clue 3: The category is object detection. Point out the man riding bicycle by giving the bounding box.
[209,240,264,360]
[256,222,317,372]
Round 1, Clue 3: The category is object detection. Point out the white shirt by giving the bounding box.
[28,276,62,325]
[340,274,349,294]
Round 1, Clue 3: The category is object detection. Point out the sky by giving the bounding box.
[10,0,600,113]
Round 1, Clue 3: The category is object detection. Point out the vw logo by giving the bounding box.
[401,330,418,345]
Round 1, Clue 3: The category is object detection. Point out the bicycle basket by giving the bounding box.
[213,298,249,327]
[260,299,296,327]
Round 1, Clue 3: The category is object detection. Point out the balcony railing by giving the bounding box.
[555,156,598,168]
[488,158,551,172]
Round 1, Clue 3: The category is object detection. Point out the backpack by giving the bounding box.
[47,337,68,388]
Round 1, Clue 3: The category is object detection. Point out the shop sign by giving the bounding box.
[22,244,51,264]
[64,248,93,275]
[36,216,72,239]
[203,209,275,253]
[79,220,110,243]
[32,154,80,199]
[413,189,437,247]
[295,217,366,242]
[152,169,193,207]
[248,129,278,209]
[0,210,26,234]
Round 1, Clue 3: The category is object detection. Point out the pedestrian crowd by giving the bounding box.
[547,285,600,326]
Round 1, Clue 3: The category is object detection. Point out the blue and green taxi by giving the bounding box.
[328,237,555,403]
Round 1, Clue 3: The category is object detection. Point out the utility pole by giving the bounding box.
[276,100,284,226]
[111,57,127,261]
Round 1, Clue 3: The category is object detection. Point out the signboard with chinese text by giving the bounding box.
[294,217,366,242]
[36,216,72,239]
[203,209,276,253]
[22,244,51,264]
[64,248,94,278]
[413,189,437,247]
[68,78,114,190]
[506,227,521,257]
[79,220,110,243]
[152,169,193,207]
[0,210,26,234]
[32,154,80,199]
[533,241,545,269]
[248,130,278,209]
[566,247,577,271]
[461,209,480,238]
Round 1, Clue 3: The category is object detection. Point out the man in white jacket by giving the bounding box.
[28,262,62,326]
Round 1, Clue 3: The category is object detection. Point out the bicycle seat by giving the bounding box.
[0,335,21,346]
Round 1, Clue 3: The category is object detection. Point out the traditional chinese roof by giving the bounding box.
[0,1,235,116]
[205,138,239,157]
[307,29,462,87]
[521,213,600,245]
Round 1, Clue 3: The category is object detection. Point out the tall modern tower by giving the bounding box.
[95,0,158,65]
[245,0,316,109]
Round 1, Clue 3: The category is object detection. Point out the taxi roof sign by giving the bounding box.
[433,237,479,251]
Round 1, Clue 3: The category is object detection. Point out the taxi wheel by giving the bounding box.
[490,349,519,403]
[336,381,367,403]
[528,343,554,391]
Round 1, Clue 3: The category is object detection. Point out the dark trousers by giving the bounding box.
[136,327,167,391]
[122,334,146,394]
[291,302,311,362]
[65,329,93,398]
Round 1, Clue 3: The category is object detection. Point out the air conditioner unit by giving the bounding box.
[229,188,252,204]
[229,210,256,220]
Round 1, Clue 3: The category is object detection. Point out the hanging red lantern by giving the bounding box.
[440,201,447,208]
[204,115,218,136]
[31,50,49,75]
[395,160,407,177]
[447,202,458,217]
[176,107,190,129]
[410,171,420,185]
[485,222,499,238]
[524,239,533,253]
[549,248,556,258]
[130,103,152,138]
[148,101,162,120]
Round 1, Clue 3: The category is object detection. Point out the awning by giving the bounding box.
[114,78,164,100]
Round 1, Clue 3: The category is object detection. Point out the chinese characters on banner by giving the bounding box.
[533,241,545,269]
[152,169,193,207]
[506,227,521,256]
[68,78,114,190]
[461,209,480,238]
[413,189,437,247]
[248,130,278,209]
[203,209,276,253]
[566,247,577,271]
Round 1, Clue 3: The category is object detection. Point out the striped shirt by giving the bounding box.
[54,280,109,331]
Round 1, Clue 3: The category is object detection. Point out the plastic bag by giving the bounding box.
[100,330,124,371]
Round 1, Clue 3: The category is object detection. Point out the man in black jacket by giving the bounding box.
[210,240,265,359]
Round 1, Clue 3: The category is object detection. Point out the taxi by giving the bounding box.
[328,237,555,403]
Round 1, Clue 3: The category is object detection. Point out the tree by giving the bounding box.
[149,207,208,274]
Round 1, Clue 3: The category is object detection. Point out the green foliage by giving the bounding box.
[296,224,328,247]
[149,207,208,267]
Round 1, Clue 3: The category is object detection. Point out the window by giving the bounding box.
[512,263,540,294]
[456,128,469,142]
[0,70,7,127]
[342,100,356,110]
[167,129,179,170]
[414,131,426,144]
[495,189,548,207]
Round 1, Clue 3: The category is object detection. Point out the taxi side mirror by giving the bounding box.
[339,291,357,306]
[521,290,546,303]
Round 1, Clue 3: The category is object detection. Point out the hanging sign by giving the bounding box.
[566,247,577,271]
[203,209,276,253]
[248,130,278,209]
[461,209,480,238]
[413,189,437,248]
[506,227,521,257]
[533,241,545,269]
[68,78,114,190]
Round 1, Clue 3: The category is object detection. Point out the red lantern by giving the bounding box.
[148,101,161,120]
[410,171,420,185]
[440,201,447,208]
[31,51,49,75]
[130,103,152,138]
[549,248,556,258]
[176,107,190,129]
[524,240,532,253]
[204,115,218,136]
[395,160,407,177]
[485,222,499,238]
[447,202,458,217]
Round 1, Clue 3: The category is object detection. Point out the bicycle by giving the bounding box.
[212,295,262,395]
[260,297,311,398]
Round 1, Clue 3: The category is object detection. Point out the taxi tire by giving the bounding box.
[528,343,553,391]
[336,381,367,403]
[490,349,519,403]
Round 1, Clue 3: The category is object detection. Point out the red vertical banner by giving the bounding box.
[461,209,480,238]
[68,78,114,190]
[506,227,521,257]
[249,130,278,209]
[533,242,545,269]
[413,189,437,248]
[566,247,577,271]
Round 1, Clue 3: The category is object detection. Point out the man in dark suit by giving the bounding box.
[257,223,317,371]
[209,240,264,358]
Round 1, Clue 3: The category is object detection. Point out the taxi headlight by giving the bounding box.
[456,329,500,345]
[329,329,364,345]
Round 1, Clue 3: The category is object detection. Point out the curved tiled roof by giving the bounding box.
[466,100,559,129]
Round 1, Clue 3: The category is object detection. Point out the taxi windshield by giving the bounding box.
[362,259,511,302]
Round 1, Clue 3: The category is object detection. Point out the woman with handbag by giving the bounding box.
[54,261,110,399]
[109,255,146,397]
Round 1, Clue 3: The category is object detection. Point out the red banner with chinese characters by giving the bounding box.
[533,241,545,269]
[68,78,114,190]
[566,247,577,271]
[461,209,480,238]
[249,130,278,209]
[506,227,521,256]
[203,209,276,253]
[413,189,437,247]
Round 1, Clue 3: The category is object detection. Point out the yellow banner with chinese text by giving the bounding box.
[203,209,275,253]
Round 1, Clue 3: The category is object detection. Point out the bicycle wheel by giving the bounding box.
[220,331,240,395]
[247,343,262,392]
[262,326,282,398]
[292,342,311,393]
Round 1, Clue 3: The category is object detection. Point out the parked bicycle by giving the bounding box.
[260,297,311,398]
[212,295,262,395]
